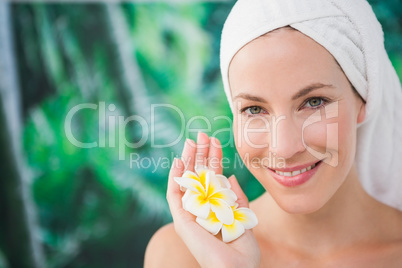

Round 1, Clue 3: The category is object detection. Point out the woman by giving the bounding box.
[145,0,402,266]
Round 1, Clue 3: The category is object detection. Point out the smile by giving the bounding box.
[266,160,323,187]
[274,162,317,177]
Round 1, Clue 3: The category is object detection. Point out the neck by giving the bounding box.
[254,165,387,255]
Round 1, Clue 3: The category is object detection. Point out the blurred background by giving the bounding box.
[0,1,401,267]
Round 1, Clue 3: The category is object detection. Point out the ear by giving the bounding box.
[357,102,366,124]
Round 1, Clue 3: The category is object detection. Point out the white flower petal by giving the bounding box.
[196,212,223,235]
[174,176,204,194]
[210,188,237,206]
[195,165,209,176]
[207,171,222,188]
[210,198,234,225]
[181,189,193,211]
[193,167,210,189]
[205,174,221,197]
[221,220,245,243]
[215,174,231,189]
[205,171,210,194]
[182,170,200,181]
[234,207,258,229]
[183,191,211,219]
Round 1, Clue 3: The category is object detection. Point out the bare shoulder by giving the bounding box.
[144,223,199,268]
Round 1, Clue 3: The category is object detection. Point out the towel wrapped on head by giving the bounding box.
[220,0,402,211]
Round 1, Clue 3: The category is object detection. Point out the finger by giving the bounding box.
[167,158,197,229]
[208,137,223,174]
[228,175,249,208]
[166,158,186,213]
[195,132,210,167]
[181,139,196,172]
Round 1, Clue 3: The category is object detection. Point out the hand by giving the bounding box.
[166,132,261,268]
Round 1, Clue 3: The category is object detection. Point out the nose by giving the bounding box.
[269,116,305,159]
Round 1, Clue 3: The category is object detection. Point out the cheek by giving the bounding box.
[303,118,339,167]
[233,116,270,150]
[233,116,269,169]
[302,108,356,168]
[337,110,357,165]
[302,121,328,153]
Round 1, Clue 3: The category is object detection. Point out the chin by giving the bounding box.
[273,195,328,215]
[251,162,345,215]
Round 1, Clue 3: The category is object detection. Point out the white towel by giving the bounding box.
[220,0,402,211]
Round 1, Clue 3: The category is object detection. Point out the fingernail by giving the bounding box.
[197,131,202,142]
[186,138,195,147]
[210,137,221,148]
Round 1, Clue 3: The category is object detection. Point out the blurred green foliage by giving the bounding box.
[5,1,402,267]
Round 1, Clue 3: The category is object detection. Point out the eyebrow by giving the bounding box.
[233,93,267,103]
[291,83,334,100]
[233,83,334,103]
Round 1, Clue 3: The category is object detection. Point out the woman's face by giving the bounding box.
[229,28,365,214]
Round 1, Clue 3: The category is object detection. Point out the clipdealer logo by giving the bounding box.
[301,101,339,167]
[64,101,339,168]
[63,102,233,160]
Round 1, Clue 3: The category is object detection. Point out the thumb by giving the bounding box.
[228,175,249,208]
[166,158,185,214]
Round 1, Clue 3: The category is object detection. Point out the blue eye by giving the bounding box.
[305,97,325,108]
[247,106,262,114]
[241,106,267,116]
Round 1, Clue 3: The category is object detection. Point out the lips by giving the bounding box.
[274,162,318,177]
[266,160,322,187]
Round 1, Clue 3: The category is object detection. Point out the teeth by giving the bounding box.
[292,170,301,176]
[275,162,318,177]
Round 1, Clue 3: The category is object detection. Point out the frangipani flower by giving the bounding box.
[174,166,236,225]
[175,166,258,242]
[196,203,258,243]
